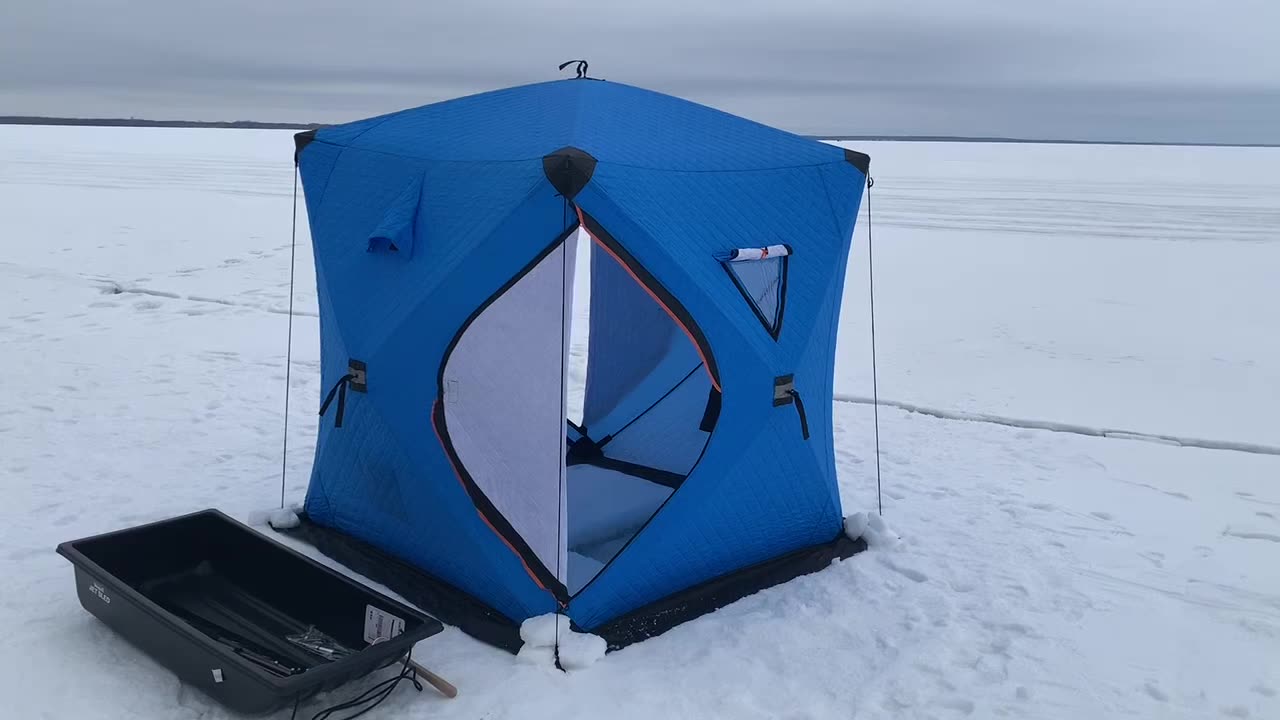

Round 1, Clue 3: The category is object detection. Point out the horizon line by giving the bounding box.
[1,115,1276,149]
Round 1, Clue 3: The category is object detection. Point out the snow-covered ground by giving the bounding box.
[832,141,1280,447]
[1,126,1277,719]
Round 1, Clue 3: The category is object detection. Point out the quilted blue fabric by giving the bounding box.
[297,79,867,629]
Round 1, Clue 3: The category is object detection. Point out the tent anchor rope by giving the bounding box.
[554,197,570,672]
[867,175,883,516]
[280,165,299,509]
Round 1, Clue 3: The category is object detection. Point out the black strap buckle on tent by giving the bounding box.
[347,359,367,392]
[773,374,810,440]
[319,360,367,429]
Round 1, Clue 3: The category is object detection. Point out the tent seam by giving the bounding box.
[301,138,848,174]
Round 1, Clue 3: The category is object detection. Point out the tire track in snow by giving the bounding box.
[0,261,318,318]
[835,394,1280,457]
[98,281,318,317]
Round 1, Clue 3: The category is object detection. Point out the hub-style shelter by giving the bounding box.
[289,78,871,650]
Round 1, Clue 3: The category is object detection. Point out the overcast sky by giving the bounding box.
[4,0,1278,143]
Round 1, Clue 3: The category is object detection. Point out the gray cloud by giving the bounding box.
[2,0,1277,143]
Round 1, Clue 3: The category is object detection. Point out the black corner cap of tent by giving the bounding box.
[843,148,871,175]
[543,146,597,200]
[294,129,318,164]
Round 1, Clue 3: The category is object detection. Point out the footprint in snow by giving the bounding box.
[878,555,928,583]
[1251,683,1276,697]
[938,697,975,715]
[1005,583,1030,597]
[1220,705,1250,718]
[133,300,162,311]
[1090,511,1114,521]
[1143,682,1168,702]
[1139,551,1165,568]
[1223,528,1280,543]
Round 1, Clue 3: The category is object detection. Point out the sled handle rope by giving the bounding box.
[288,648,457,720]
[406,657,459,699]
[867,175,883,516]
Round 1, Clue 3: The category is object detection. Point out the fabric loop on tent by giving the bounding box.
[318,374,355,429]
[787,389,810,440]
[558,59,589,78]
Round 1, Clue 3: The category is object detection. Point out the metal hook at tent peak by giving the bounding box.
[558,59,589,79]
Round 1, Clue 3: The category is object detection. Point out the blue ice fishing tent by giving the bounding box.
[288,77,870,651]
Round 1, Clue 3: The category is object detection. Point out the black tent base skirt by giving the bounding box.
[279,515,868,653]
[278,515,524,653]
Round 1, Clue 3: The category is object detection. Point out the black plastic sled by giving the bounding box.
[57,509,443,715]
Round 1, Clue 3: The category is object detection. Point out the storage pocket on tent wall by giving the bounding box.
[366,173,423,258]
[722,244,790,339]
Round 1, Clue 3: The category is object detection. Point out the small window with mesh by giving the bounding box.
[723,244,790,338]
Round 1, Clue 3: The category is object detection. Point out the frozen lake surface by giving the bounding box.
[1,126,1277,719]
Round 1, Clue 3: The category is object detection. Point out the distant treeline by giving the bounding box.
[0,116,320,130]
[1,117,1274,147]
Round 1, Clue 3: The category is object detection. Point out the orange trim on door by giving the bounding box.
[430,399,553,594]
[575,207,722,393]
